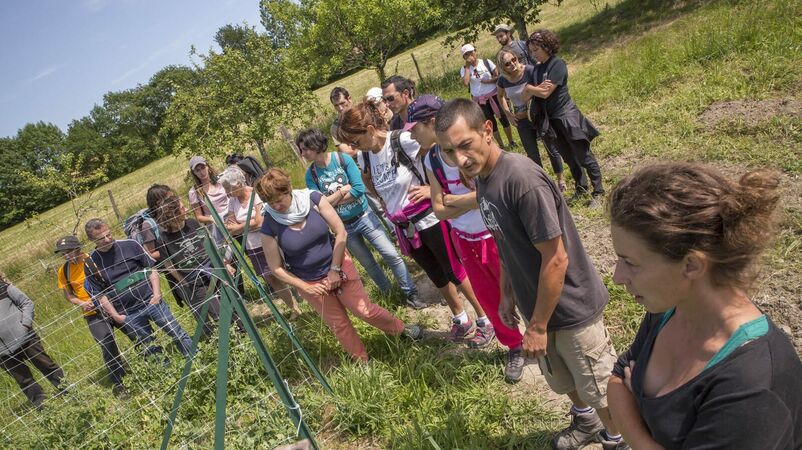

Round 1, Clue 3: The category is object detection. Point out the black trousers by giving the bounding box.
[409,222,463,289]
[517,117,563,174]
[477,95,510,133]
[85,314,126,386]
[550,120,604,196]
[0,332,63,405]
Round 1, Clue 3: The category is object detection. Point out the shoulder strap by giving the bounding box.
[484,59,492,72]
[426,147,450,195]
[517,41,529,62]
[84,256,111,291]
[62,262,75,295]
[335,152,344,167]
[391,130,425,184]
[361,151,371,175]
[309,162,321,190]
[0,282,8,300]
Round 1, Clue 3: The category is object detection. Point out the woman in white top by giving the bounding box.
[337,101,488,343]
[459,44,516,149]
[188,156,229,244]
[218,166,301,320]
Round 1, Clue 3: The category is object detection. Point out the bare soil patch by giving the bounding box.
[697,98,802,128]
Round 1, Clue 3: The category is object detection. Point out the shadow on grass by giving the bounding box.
[558,0,709,58]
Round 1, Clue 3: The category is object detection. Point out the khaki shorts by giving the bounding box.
[536,315,616,409]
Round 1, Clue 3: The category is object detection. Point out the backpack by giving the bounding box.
[226,153,265,186]
[361,130,427,185]
[467,59,493,95]
[123,208,159,246]
[309,152,345,190]
[426,146,461,195]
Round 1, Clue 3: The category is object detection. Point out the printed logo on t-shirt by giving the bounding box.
[479,197,503,241]
[318,168,361,217]
[371,162,397,191]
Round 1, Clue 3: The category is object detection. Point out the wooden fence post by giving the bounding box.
[410,52,424,81]
[280,125,307,166]
[107,189,123,226]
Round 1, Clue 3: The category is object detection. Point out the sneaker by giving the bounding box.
[402,324,424,341]
[551,409,605,450]
[449,318,476,342]
[112,384,130,400]
[467,321,495,348]
[504,347,525,383]
[405,292,428,310]
[595,431,631,450]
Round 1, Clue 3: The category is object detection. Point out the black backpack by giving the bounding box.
[361,130,427,185]
[226,154,265,186]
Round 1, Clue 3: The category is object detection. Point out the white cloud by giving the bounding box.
[24,64,66,85]
[110,29,197,86]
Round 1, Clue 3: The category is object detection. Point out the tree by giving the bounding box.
[214,24,254,53]
[437,0,555,45]
[161,32,318,166]
[295,0,440,81]
[21,152,109,234]
[259,0,308,50]
[16,122,66,176]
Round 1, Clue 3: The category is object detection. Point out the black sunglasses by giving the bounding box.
[382,95,396,103]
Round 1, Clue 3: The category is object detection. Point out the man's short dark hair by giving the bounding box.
[381,75,415,97]
[84,218,108,239]
[295,128,328,153]
[435,99,486,135]
[329,87,350,103]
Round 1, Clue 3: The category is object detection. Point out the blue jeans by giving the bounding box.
[344,210,417,297]
[123,302,192,357]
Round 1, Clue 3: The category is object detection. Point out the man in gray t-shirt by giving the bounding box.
[434,99,625,450]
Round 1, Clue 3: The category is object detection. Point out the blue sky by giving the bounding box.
[0,0,263,138]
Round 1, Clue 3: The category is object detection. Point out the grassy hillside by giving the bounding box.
[1,0,800,448]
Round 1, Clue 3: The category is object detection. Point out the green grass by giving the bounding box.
[1,0,801,448]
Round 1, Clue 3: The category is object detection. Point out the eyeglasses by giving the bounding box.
[503,58,518,68]
[382,95,396,103]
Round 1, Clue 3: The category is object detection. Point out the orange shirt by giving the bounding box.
[56,258,96,317]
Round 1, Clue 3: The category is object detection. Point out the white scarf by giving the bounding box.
[264,189,312,225]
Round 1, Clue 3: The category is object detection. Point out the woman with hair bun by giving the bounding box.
[607,163,802,450]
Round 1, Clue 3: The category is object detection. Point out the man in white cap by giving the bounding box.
[365,87,393,123]
[492,24,533,66]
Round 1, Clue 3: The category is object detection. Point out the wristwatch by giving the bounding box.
[329,264,342,273]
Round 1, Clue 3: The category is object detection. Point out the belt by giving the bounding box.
[342,211,368,225]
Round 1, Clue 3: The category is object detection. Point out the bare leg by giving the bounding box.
[566,391,619,435]
[438,283,464,316]
[503,126,515,145]
[493,131,505,147]
[456,276,486,317]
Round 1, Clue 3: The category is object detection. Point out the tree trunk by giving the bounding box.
[375,63,387,82]
[255,139,271,168]
[512,14,529,41]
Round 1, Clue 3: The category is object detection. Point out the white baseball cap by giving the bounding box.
[365,87,383,102]
[460,44,476,56]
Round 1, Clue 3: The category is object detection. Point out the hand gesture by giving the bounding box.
[301,282,328,297]
[522,326,548,358]
[407,185,431,203]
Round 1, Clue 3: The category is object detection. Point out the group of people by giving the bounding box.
[1,26,800,450]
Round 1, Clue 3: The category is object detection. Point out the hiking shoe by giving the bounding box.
[113,384,130,400]
[467,321,496,348]
[587,195,603,210]
[405,292,428,310]
[450,318,476,342]
[505,347,525,383]
[551,409,605,450]
[31,394,45,411]
[595,431,631,450]
[402,324,424,341]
